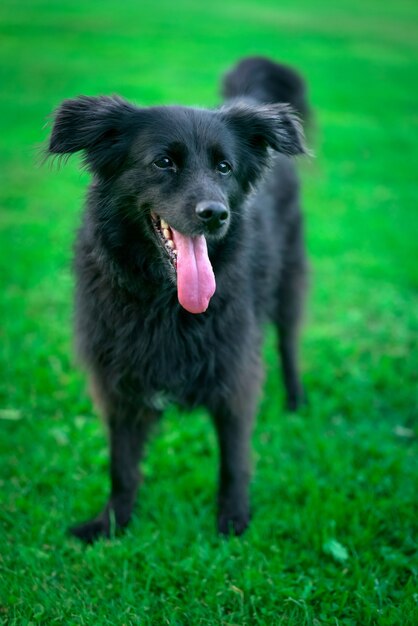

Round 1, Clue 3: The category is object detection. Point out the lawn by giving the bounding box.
[0,0,417,624]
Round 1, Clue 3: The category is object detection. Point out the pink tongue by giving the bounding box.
[171,228,216,314]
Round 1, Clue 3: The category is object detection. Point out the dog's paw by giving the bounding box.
[285,389,307,412]
[217,509,250,537]
[69,517,110,544]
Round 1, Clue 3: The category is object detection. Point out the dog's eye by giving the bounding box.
[216,161,232,176]
[154,157,175,170]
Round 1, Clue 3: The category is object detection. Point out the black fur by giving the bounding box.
[223,56,309,120]
[48,57,309,542]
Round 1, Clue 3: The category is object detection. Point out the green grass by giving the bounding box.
[1,0,417,623]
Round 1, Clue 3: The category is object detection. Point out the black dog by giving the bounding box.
[48,57,309,542]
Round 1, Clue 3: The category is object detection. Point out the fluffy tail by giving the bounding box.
[222,56,309,121]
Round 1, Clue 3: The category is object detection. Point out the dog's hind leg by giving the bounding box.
[70,400,159,544]
[274,216,307,412]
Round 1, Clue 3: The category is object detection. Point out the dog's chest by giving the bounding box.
[128,307,222,407]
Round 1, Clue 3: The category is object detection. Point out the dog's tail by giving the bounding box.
[222,56,309,122]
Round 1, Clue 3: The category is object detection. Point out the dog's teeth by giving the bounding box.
[172,249,178,256]
[163,228,171,240]
[160,219,169,229]
[166,240,175,250]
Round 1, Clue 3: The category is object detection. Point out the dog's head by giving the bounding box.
[49,96,305,313]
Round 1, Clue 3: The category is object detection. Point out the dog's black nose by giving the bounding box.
[196,201,229,231]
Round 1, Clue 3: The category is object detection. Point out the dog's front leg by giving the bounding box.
[211,373,260,536]
[213,411,252,536]
[71,407,159,543]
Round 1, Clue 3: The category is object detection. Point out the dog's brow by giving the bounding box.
[209,143,233,166]
[150,140,187,164]
[166,141,187,158]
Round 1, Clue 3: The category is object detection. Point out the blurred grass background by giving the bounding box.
[0,0,417,624]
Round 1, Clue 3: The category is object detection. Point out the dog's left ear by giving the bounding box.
[221,103,307,185]
[221,102,306,156]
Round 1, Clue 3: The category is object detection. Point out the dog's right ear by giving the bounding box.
[49,96,140,176]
